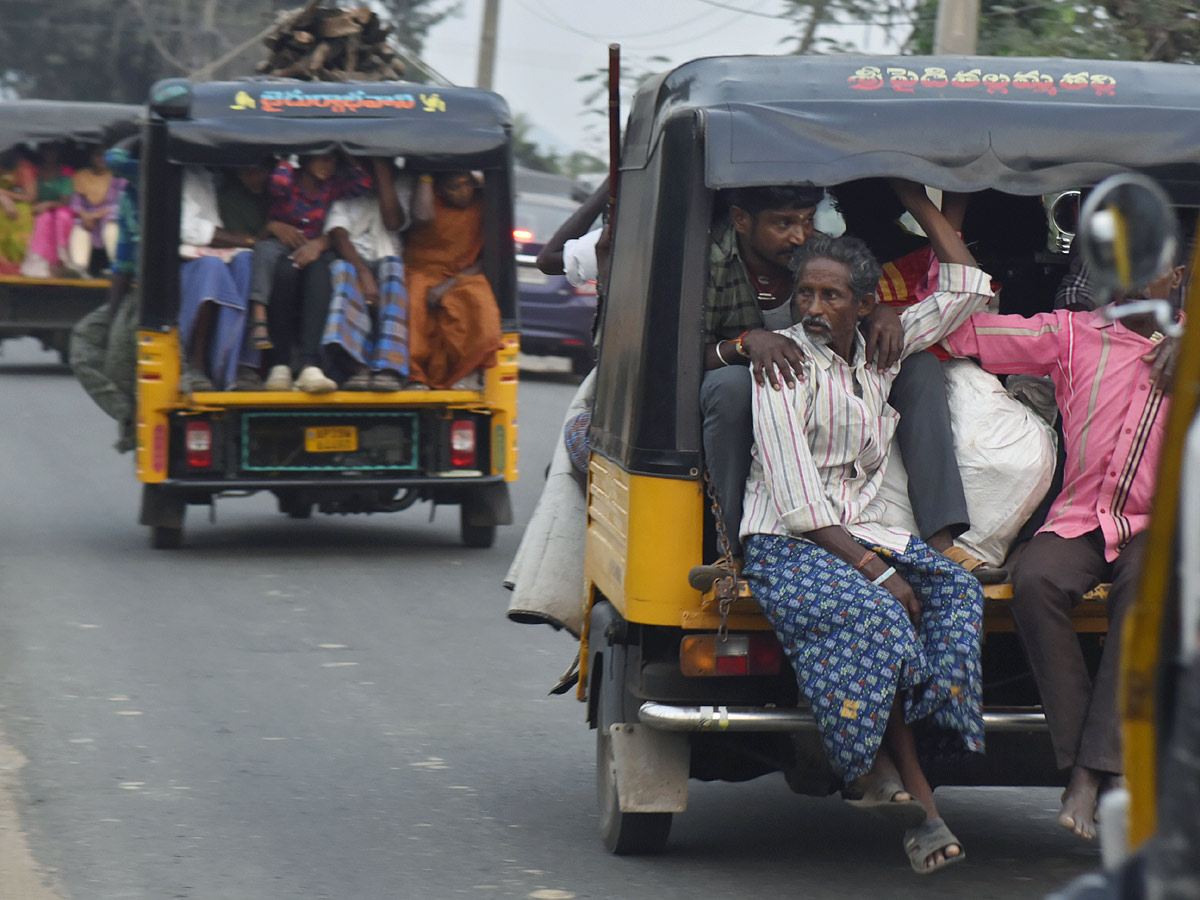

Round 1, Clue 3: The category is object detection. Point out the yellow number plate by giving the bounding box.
[305,425,358,453]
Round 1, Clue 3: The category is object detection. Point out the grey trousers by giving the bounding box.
[248,237,290,307]
[888,350,969,540]
[1010,528,1146,774]
[699,350,968,557]
[700,365,754,556]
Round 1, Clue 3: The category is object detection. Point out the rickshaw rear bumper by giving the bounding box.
[154,474,507,490]
[637,701,1048,733]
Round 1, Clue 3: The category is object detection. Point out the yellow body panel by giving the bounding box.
[1121,238,1200,848]
[135,330,521,484]
[135,329,180,484]
[585,457,706,628]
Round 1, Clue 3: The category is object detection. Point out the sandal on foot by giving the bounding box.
[249,320,272,351]
[942,546,1009,584]
[233,365,263,391]
[343,371,374,391]
[843,776,926,826]
[179,368,215,394]
[370,371,403,391]
[904,817,965,875]
[687,555,743,592]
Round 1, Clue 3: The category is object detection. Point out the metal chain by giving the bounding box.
[702,467,739,641]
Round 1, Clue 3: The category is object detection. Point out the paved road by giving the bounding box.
[0,338,1099,899]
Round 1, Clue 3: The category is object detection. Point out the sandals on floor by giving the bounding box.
[343,371,374,391]
[904,817,965,875]
[843,775,927,826]
[179,368,215,394]
[370,371,404,391]
[942,546,1009,584]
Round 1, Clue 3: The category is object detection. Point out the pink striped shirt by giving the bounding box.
[743,263,994,551]
[944,309,1169,561]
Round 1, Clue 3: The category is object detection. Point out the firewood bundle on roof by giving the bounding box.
[258,1,407,81]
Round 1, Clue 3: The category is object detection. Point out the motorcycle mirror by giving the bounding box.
[1078,173,1178,294]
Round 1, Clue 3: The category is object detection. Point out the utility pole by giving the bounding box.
[933,0,980,54]
[476,0,501,90]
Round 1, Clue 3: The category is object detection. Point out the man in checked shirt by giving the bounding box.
[944,242,1187,842]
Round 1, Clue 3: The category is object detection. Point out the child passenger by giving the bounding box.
[248,153,373,392]
[68,144,125,275]
[323,157,428,391]
[404,171,502,390]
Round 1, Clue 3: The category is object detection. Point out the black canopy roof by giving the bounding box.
[0,100,143,152]
[623,55,1200,195]
[149,79,512,168]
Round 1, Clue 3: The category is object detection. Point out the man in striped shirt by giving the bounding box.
[741,180,992,874]
[943,255,1186,841]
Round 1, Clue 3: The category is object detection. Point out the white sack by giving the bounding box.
[503,370,595,636]
[877,359,1057,566]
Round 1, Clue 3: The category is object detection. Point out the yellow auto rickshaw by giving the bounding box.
[571,53,1200,854]
[134,78,519,548]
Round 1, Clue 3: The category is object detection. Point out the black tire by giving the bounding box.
[592,628,673,855]
[150,525,183,549]
[284,501,313,519]
[460,519,496,548]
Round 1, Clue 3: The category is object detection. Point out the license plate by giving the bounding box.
[517,266,548,285]
[305,425,357,453]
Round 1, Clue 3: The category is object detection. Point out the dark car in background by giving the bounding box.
[513,191,598,376]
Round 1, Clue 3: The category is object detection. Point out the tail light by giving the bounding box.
[185,420,212,468]
[450,420,476,468]
[513,228,534,243]
[680,633,783,677]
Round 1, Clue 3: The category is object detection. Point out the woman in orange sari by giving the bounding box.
[404,172,502,390]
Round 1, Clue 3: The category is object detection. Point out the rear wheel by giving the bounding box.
[150,525,183,549]
[460,516,496,548]
[592,614,676,854]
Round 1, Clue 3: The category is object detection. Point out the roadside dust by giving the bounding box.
[0,731,65,900]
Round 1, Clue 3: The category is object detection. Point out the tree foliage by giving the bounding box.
[907,1,1200,62]
[779,0,1200,62]
[0,0,455,103]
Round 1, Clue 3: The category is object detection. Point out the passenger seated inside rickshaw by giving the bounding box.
[247,152,373,393]
[402,171,503,391]
[943,226,1189,842]
[740,178,994,874]
[0,147,36,275]
[177,159,274,394]
[322,156,429,392]
[69,142,126,276]
[696,181,1008,590]
[20,141,77,278]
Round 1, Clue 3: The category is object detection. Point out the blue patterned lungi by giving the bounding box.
[743,533,985,783]
[323,256,409,377]
[178,252,258,389]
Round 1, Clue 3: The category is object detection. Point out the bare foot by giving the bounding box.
[1059,766,1103,839]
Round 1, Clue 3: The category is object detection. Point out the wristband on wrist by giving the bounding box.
[714,341,732,367]
[735,329,752,358]
[871,566,897,586]
[853,549,878,572]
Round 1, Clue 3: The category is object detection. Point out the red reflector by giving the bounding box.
[450,420,476,467]
[715,655,748,675]
[513,228,534,243]
[152,424,167,473]
[185,420,212,468]
[560,338,584,347]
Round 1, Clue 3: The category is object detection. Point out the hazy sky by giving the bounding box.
[420,0,902,156]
